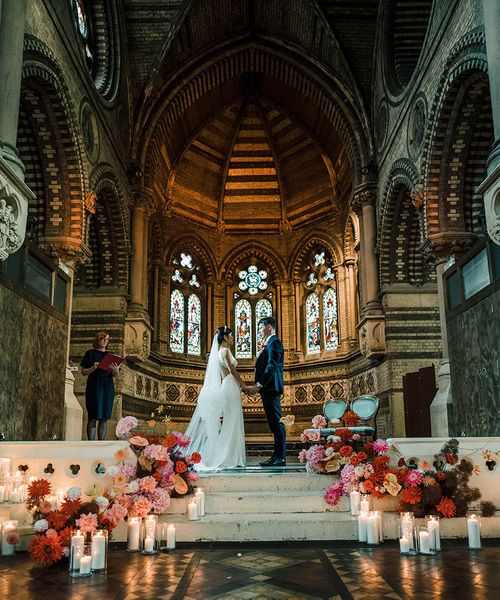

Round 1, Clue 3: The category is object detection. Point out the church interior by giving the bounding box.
[0,0,500,598]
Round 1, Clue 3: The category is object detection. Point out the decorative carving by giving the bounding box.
[408,96,427,159]
[216,218,226,233]
[411,184,424,209]
[359,318,386,359]
[419,232,477,264]
[0,198,21,259]
[279,218,292,233]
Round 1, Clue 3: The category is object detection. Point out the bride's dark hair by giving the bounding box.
[216,326,232,344]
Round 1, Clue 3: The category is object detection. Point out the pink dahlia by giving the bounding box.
[405,469,424,487]
[174,433,190,448]
[324,480,344,506]
[298,449,307,463]
[139,476,157,494]
[312,415,327,429]
[116,416,138,439]
[373,439,389,455]
[75,512,98,533]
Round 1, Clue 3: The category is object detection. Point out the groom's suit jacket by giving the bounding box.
[255,335,284,395]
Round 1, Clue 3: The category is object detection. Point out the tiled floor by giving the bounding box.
[1,541,500,599]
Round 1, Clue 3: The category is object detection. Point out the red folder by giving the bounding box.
[97,353,124,372]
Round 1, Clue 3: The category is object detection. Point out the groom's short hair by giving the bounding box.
[259,316,276,330]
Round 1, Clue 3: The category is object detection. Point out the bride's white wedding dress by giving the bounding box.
[185,337,246,470]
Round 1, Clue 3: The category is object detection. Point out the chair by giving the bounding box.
[304,395,379,440]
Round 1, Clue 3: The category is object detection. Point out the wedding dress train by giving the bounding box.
[185,338,246,470]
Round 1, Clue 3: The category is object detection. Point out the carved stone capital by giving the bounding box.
[130,186,156,215]
[411,183,424,209]
[279,218,292,234]
[38,237,92,268]
[419,232,477,264]
[124,314,153,361]
[358,315,386,359]
[350,184,377,215]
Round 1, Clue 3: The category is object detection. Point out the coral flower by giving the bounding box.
[75,512,98,533]
[339,445,353,457]
[363,479,375,493]
[147,419,157,427]
[164,433,178,448]
[436,472,446,481]
[190,452,202,464]
[28,479,51,498]
[114,448,129,462]
[436,497,457,518]
[175,460,187,474]
[29,535,63,566]
[60,497,82,517]
[39,500,52,513]
[312,415,327,429]
[139,476,157,494]
[401,487,422,505]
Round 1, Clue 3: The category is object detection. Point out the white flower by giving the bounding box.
[123,480,139,494]
[327,435,341,442]
[85,483,103,497]
[105,465,119,477]
[354,466,365,477]
[325,447,334,457]
[95,496,109,512]
[329,418,341,425]
[62,546,70,558]
[34,519,49,533]
[67,487,81,501]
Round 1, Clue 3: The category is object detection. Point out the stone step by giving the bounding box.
[204,491,330,514]
[198,470,328,493]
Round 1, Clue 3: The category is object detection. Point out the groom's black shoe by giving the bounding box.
[262,458,286,467]
[259,457,276,466]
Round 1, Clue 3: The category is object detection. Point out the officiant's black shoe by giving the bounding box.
[259,457,275,466]
[263,458,286,467]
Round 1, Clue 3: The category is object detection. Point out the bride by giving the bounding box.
[185,326,246,470]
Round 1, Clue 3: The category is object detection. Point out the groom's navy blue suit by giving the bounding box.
[255,335,286,460]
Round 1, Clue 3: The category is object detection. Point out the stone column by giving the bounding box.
[343,258,358,350]
[152,261,161,342]
[478,0,500,244]
[293,281,301,353]
[362,199,382,311]
[0,0,26,177]
[129,204,147,309]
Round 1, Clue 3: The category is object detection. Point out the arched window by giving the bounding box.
[234,263,274,359]
[303,248,339,355]
[168,252,203,355]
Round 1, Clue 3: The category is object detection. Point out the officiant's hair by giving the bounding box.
[216,326,233,344]
[258,316,276,330]
[93,331,110,349]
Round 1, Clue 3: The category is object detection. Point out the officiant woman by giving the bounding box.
[80,331,121,440]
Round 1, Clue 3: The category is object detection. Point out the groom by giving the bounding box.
[246,317,286,467]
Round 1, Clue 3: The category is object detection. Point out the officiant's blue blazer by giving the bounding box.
[255,335,284,395]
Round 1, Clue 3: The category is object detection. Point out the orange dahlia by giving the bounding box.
[436,472,446,481]
[339,445,353,458]
[29,535,63,566]
[401,487,422,505]
[47,510,68,531]
[436,497,457,518]
[343,410,361,426]
[164,433,178,448]
[60,497,82,517]
[335,428,353,441]
[175,460,187,473]
[363,479,375,493]
[191,452,202,464]
[28,479,51,498]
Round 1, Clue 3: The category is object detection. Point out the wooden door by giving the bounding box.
[403,365,436,437]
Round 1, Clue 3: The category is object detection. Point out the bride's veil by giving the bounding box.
[185,334,225,458]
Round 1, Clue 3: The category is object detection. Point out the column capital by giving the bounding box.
[130,186,156,215]
[419,232,477,264]
[350,184,377,214]
[38,237,92,268]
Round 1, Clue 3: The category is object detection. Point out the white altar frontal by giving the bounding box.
[1,438,499,545]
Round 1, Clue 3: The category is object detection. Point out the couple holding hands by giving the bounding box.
[185,317,286,470]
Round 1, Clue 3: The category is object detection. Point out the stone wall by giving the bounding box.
[0,277,67,440]
[448,288,500,436]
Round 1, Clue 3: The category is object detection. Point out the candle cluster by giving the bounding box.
[398,512,440,555]
[70,529,108,577]
[127,516,177,554]
[0,459,30,504]
[356,496,383,545]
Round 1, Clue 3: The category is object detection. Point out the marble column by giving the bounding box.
[478,0,500,244]
[361,199,382,312]
[129,204,147,309]
[0,0,26,177]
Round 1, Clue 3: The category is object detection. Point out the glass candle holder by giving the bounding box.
[425,515,441,551]
[366,511,380,545]
[142,533,158,555]
[70,542,93,577]
[157,523,168,552]
[91,529,108,572]
[69,530,85,574]
[397,524,418,556]
[127,517,141,552]
[359,494,370,514]
[467,514,482,550]
[142,516,159,555]
[417,525,436,555]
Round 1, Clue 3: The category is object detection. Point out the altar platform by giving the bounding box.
[1,438,500,544]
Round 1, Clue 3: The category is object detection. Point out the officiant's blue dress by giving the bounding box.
[80,349,115,420]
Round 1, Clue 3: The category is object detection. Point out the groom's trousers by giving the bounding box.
[261,390,286,460]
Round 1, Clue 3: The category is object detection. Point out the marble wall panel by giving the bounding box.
[0,282,67,440]
[448,289,500,436]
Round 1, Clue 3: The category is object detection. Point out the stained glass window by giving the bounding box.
[255,298,273,355]
[187,294,201,356]
[169,289,184,353]
[238,266,268,295]
[71,0,89,38]
[323,288,339,351]
[306,293,321,355]
[235,299,252,358]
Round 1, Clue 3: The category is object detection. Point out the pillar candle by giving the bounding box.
[349,491,360,516]
[188,500,198,521]
[360,496,370,514]
[1,521,16,556]
[399,537,410,553]
[427,517,441,551]
[357,513,368,542]
[373,510,383,543]
[79,555,92,575]
[71,531,85,569]
[0,458,11,475]
[467,515,481,549]
[91,531,106,571]
[195,490,205,517]
[127,518,141,551]
[167,524,176,550]
[144,536,154,553]
[0,486,6,502]
[144,516,157,540]
[366,514,379,544]
[400,514,414,544]
[419,530,430,554]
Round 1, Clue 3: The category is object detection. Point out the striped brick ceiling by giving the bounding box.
[168,97,336,233]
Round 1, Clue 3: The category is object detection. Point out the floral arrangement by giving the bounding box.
[110,413,201,519]
[300,415,483,518]
[27,479,124,566]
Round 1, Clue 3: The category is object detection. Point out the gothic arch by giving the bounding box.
[290,234,342,280]
[20,36,88,259]
[421,29,492,238]
[221,241,286,283]
[343,213,359,259]
[164,235,217,281]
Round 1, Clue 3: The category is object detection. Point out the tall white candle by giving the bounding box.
[360,496,370,514]
[399,537,410,553]
[91,531,106,570]
[467,515,481,549]
[144,536,154,553]
[366,514,379,544]
[195,489,205,517]
[188,500,198,521]
[71,531,85,569]
[79,555,92,575]
[427,518,441,551]
[419,530,430,554]
[349,491,360,516]
[357,513,368,542]
[167,524,176,550]
[127,518,141,551]
[400,515,414,545]
[0,486,6,503]
[1,521,16,556]
[144,516,157,540]
[0,458,11,475]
